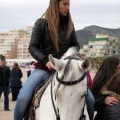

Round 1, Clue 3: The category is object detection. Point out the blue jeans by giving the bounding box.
[0,86,10,108]
[14,68,51,120]
[86,89,95,120]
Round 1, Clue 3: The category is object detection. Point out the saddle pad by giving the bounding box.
[29,78,51,120]
[34,78,51,108]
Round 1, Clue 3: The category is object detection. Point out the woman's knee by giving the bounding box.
[29,69,49,82]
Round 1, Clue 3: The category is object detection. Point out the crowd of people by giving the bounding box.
[0,0,120,120]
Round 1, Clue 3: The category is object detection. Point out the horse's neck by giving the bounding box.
[53,77,87,120]
[35,76,88,120]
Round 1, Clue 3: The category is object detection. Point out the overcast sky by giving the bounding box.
[0,0,120,32]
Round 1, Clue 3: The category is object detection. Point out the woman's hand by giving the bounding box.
[46,61,54,70]
[104,96,119,106]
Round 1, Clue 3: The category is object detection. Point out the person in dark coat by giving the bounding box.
[11,63,23,101]
[0,60,11,111]
[100,72,120,120]
[91,56,120,120]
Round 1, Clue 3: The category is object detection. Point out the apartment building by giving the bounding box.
[0,29,27,59]
[17,26,33,59]
[80,34,120,57]
[2,28,120,59]
[0,27,34,59]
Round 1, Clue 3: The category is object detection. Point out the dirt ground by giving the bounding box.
[0,68,95,120]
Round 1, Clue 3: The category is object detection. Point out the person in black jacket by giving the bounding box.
[100,72,120,120]
[91,56,120,120]
[14,0,80,120]
[11,63,23,101]
[0,60,11,111]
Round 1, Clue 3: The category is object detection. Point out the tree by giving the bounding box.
[88,57,104,70]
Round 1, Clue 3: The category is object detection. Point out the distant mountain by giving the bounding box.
[76,25,120,48]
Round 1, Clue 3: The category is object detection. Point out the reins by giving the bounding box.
[51,71,60,120]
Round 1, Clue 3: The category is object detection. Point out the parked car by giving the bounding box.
[19,62,26,67]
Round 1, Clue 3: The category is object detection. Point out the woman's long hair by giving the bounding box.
[92,57,120,88]
[101,73,120,95]
[12,63,20,71]
[44,0,73,51]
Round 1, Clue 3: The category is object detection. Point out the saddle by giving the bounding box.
[28,78,51,120]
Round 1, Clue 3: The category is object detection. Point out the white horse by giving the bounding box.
[35,47,90,120]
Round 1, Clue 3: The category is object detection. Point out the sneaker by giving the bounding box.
[4,108,11,111]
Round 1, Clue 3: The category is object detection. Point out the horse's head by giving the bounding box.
[49,47,90,77]
[48,47,90,120]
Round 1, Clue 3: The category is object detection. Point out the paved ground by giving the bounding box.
[0,68,95,120]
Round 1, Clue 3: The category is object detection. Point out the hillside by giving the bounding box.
[76,25,120,48]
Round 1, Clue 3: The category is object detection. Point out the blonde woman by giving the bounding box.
[14,0,79,120]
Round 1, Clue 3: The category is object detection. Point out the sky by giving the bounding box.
[0,0,120,32]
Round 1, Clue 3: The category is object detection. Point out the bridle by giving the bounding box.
[56,72,86,85]
[50,54,87,120]
[56,54,86,85]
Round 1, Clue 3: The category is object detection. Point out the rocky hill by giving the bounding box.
[76,25,120,48]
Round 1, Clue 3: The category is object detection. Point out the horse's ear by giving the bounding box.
[49,54,64,71]
[79,58,91,71]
